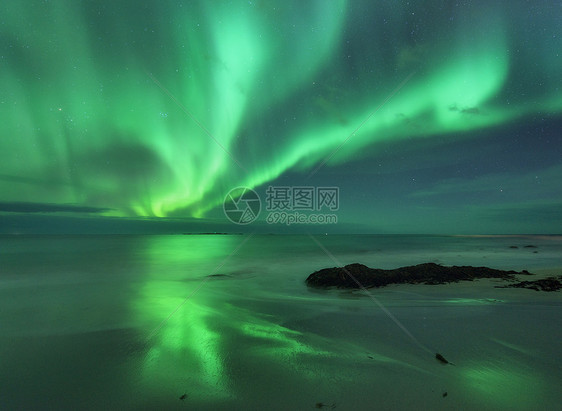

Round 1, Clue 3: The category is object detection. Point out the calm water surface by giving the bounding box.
[1,234,561,409]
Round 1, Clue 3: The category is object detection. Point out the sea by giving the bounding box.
[1,234,561,410]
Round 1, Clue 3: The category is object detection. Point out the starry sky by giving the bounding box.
[1,0,561,234]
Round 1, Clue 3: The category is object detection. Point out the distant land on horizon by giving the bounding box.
[1,208,561,236]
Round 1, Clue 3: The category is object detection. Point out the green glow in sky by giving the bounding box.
[1,1,561,228]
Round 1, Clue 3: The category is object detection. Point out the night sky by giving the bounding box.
[1,0,561,234]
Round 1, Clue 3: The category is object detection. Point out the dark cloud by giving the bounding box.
[0,202,112,214]
[448,105,480,114]
[460,107,480,115]
[0,174,72,187]
[81,142,168,180]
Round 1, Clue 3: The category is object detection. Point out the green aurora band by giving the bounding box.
[1,1,561,218]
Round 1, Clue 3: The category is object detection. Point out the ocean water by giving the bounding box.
[1,234,561,410]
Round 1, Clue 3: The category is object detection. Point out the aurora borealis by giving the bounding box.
[1,0,561,233]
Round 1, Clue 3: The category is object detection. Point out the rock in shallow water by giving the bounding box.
[495,276,562,292]
[305,262,532,289]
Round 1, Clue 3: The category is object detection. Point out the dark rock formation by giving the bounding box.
[435,353,455,365]
[495,276,562,292]
[206,273,232,278]
[305,262,532,289]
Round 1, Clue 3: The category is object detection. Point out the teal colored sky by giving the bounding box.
[1,0,561,234]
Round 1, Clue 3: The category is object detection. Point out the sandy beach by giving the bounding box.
[1,235,560,409]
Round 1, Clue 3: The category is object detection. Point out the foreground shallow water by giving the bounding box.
[1,234,561,409]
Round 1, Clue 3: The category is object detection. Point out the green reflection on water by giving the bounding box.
[131,235,337,401]
[133,236,238,400]
[130,236,550,407]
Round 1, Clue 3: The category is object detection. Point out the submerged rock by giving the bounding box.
[495,276,562,292]
[315,402,336,409]
[435,353,454,365]
[305,262,531,289]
